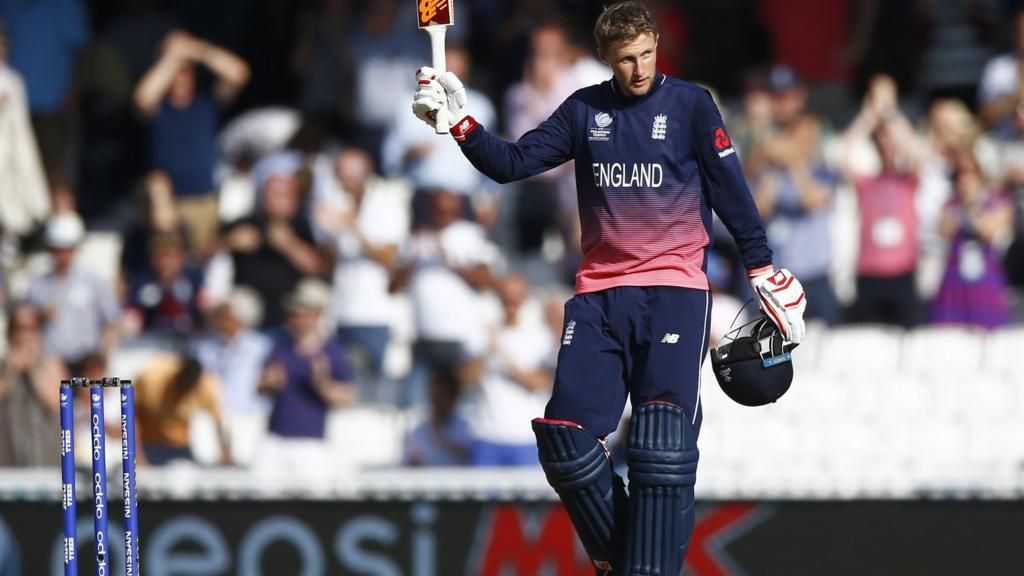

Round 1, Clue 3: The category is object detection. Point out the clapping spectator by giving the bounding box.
[0,303,65,466]
[754,114,841,325]
[931,152,1015,329]
[195,287,272,466]
[316,148,408,400]
[503,24,579,256]
[460,274,553,466]
[28,213,119,374]
[224,152,328,330]
[391,189,500,406]
[256,279,356,480]
[134,353,226,466]
[134,29,250,257]
[840,75,927,327]
[403,370,473,467]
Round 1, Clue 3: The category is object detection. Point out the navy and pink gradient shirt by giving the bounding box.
[456,73,772,294]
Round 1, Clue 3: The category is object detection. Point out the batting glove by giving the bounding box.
[748,266,807,344]
[412,67,477,141]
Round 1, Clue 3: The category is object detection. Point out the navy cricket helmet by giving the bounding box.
[710,316,799,407]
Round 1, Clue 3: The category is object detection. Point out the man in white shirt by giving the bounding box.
[461,274,554,466]
[390,188,501,406]
[316,148,409,401]
[194,287,272,466]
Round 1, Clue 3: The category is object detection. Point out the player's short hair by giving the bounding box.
[593,1,658,55]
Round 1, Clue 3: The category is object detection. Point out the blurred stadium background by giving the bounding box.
[1,0,1023,574]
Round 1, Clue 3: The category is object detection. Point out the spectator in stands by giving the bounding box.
[224,152,327,330]
[134,29,250,257]
[348,0,428,157]
[503,23,579,256]
[0,303,65,467]
[403,369,473,467]
[134,353,227,465]
[391,189,500,406]
[121,171,190,284]
[195,287,272,466]
[931,152,1015,329]
[293,0,356,136]
[840,75,926,328]
[124,232,206,339]
[978,9,1024,128]
[743,66,833,182]
[381,44,497,229]
[976,99,1024,304]
[730,70,775,177]
[316,148,407,400]
[257,279,355,478]
[29,213,119,375]
[461,274,553,466]
[0,22,50,239]
[754,114,841,325]
[0,0,88,206]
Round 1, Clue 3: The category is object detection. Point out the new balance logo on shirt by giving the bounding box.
[661,333,680,344]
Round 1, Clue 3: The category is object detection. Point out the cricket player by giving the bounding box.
[413,2,807,574]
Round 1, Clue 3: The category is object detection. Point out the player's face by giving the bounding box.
[602,32,658,98]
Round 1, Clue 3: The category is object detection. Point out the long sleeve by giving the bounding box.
[456,97,575,184]
[692,90,773,270]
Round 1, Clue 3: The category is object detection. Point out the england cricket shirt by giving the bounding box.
[455,72,772,294]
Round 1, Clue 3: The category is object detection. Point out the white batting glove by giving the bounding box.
[749,266,807,344]
[413,67,477,140]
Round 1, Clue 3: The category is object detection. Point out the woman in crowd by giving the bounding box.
[931,152,1016,328]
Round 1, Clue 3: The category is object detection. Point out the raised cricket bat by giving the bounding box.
[417,0,454,134]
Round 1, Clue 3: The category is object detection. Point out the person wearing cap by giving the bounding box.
[194,287,273,466]
[27,213,120,375]
[223,151,328,329]
[255,278,355,480]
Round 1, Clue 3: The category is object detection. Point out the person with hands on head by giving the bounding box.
[134,29,250,256]
[413,2,805,574]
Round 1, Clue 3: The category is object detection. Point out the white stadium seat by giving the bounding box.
[818,325,905,380]
[902,326,985,377]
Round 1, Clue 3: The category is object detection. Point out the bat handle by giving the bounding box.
[428,28,448,135]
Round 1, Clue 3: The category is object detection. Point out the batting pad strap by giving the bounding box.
[450,115,479,142]
[627,448,698,486]
[626,402,699,486]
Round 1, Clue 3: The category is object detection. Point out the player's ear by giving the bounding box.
[597,49,607,65]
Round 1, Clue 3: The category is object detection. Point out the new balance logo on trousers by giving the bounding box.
[661,333,680,344]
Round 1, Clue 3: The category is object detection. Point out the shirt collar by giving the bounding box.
[610,72,666,105]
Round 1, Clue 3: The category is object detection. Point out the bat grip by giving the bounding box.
[428,28,448,134]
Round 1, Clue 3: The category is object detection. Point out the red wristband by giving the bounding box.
[451,115,479,142]
[747,265,773,278]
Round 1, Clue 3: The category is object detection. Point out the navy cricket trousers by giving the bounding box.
[545,286,712,439]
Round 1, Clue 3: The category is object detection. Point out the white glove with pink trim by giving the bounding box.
[748,266,807,344]
[413,67,478,140]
